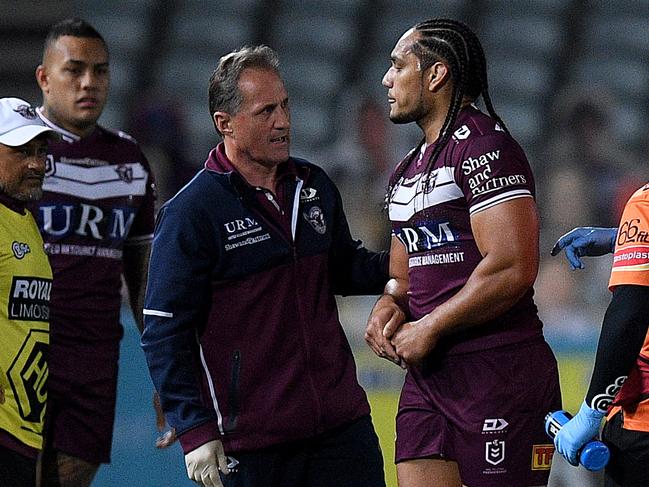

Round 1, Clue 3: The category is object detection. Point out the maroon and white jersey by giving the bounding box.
[389,106,543,354]
[32,109,156,345]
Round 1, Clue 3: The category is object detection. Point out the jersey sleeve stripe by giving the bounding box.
[143,309,173,318]
[469,190,532,215]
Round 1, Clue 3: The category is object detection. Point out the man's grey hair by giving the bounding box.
[208,45,281,134]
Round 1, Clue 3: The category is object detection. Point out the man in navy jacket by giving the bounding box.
[141,45,389,487]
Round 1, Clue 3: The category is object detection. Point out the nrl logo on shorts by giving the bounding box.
[14,105,38,120]
[485,439,505,466]
[303,206,326,234]
[114,164,133,183]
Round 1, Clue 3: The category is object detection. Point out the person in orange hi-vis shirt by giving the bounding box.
[551,183,649,487]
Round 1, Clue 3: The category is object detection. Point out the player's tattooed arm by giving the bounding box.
[585,285,649,412]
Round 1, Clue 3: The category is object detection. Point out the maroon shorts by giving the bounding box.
[395,338,561,487]
[45,346,119,464]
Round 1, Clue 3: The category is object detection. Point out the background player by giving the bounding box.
[0,97,56,487]
[32,18,157,487]
[365,18,561,487]
[552,211,649,486]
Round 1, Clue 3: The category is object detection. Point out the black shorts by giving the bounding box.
[220,415,385,487]
[603,411,649,487]
[0,445,36,487]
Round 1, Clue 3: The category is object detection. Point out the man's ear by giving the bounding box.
[35,65,49,92]
[427,62,450,93]
[213,111,233,136]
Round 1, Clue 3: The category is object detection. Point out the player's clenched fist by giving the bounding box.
[365,294,406,368]
[390,317,441,365]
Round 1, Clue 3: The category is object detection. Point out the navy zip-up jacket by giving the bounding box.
[142,146,389,454]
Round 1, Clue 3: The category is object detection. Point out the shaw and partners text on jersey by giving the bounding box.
[461,151,527,196]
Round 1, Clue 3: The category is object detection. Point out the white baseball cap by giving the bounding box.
[0,97,57,147]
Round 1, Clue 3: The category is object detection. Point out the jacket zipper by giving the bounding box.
[289,179,323,432]
[225,350,241,432]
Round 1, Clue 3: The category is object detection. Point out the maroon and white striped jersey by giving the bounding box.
[389,106,543,354]
[31,109,156,346]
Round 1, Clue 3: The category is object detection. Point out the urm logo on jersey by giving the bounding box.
[8,276,52,322]
[397,221,457,254]
[39,204,136,241]
[224,217,259,235]
[223,217,271,252]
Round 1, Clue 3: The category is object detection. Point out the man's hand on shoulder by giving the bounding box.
[551,227,617,270]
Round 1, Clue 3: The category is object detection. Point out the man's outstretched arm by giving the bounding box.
[551,227,617,270]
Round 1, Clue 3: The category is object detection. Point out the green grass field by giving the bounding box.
[365,353,593,487]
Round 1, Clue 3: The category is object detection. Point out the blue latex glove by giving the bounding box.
[554,401,604,466]
[551,227,617,270]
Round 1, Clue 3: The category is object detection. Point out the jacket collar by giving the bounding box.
[204,142,308,189]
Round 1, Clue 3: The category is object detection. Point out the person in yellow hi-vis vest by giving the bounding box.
[0,97,56,487]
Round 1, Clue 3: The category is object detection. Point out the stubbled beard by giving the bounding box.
[389,101,428,125]
[0,181,42,201]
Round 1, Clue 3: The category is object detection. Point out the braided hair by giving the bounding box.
[386,18,507,205]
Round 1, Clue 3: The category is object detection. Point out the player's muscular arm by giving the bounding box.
[365,236,408,366]
[391,198,538,363]
[123,242,151,335]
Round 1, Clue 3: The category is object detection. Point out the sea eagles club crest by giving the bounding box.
[115,164,133,183]
[304,206,326,234]
[14,105,38,119]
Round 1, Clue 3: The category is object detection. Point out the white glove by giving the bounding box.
[185,439,230,487]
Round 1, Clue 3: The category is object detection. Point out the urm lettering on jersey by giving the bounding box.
[224,218,259,234]
[397,221,456,253]
[39,204,136,241]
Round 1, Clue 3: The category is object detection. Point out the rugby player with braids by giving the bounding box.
[365,18,561,487]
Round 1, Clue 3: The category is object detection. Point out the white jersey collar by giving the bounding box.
[36,107,81,143]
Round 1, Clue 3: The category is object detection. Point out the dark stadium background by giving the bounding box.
[3,0,647,485]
